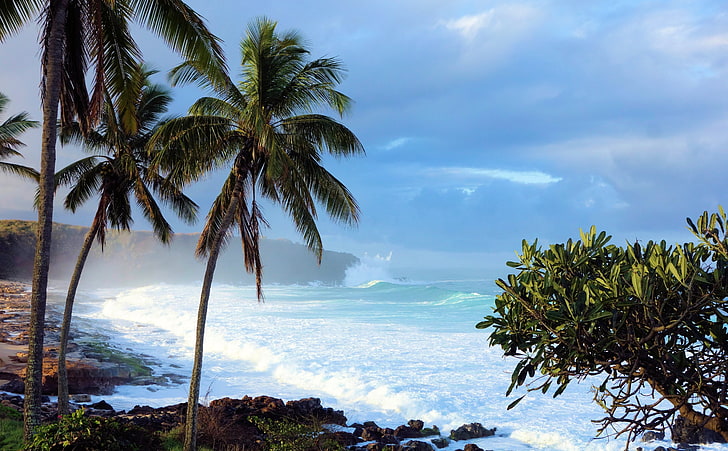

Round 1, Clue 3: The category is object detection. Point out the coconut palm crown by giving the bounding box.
[0,92,39,180]
[151,17,364,451]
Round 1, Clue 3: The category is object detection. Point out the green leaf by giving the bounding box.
[507,395,526,410]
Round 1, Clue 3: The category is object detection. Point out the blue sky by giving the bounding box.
[2,1,728,278]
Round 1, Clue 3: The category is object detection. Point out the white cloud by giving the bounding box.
[442,4,540,42]
[426,166,562,185]
[381,137,412,151]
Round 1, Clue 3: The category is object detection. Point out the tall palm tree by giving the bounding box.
[0,92,39,180]
[153,17,364,451]
[0,1,223,439]
[55,64,198,415]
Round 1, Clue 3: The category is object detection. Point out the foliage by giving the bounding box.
[251,417,344,451]
[0,92,38,180]
[0,405,23,451]
[155,17,364,451]
[25,409,162,451]
[478,208,728,443]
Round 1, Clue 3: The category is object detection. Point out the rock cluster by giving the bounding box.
[0,393,499,451]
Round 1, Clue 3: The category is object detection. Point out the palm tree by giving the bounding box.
[0,92,39,180]
[55,64,198,415]
[0,1,223,439]
[152,17,364,451]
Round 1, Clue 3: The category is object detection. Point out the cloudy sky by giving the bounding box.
[1,1,728,278]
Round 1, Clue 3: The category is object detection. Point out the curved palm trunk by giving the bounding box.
[24,0,69,442]
[57,217,102,415]
[184,178,244,451]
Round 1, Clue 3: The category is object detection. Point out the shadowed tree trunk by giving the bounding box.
[184,178,242,451]
[57,216,103,415]
[24,0,68,441]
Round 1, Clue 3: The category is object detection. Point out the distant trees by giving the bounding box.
[479,209,728,443]
[151,17,364,451]
[0,92,38,180]
[54,64,197,415]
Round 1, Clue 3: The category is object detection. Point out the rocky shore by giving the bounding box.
[0,280,502,450]
[0,280,162,396]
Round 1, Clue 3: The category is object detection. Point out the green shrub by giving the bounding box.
[252,417,343,451]
[25,409,161,451]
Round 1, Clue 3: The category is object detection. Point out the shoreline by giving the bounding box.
[0,279,504,450]
[0,279,163,398]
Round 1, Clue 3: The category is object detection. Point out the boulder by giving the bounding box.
[464,444,484,451]
[450,423,496,441]
[395,425,422,438]
[672,416,726,444]
[408,419,424,431]
[89,400,114,411]
[431,437,449,449]
[400,440,434,451]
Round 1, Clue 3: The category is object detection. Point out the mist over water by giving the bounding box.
[54,257,718,451]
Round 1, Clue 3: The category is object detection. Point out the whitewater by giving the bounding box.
[44,264,728,451]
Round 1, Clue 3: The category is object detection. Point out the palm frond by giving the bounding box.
[280,114,364,157]
[130,0,226,73]
[133,177,173,243]
[196,170,239,258]
[63,163,104,211]
[0,161,39,181]
[0,0,42,41]
[55,156,104,188]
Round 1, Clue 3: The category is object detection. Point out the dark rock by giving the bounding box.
[431,437,449,448]
[464,445,484,451]
[89,400,114,411]
[350,423,365,437]
[286,397,347,425]
[379,434,399,445]
[362,427,383,441]
[654,447,667,451]
[408,419,424,431]
[400,440,434,451]
[672,415,726,444]
[421,425,440,436]
[450,423,496,441]
[394,425,422,438]
[642,430,665,442]
[329,431,359,447]
[0,379,24,393]
[366,444,383,451]
[364,421,380,429]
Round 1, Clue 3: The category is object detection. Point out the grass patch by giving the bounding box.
[80,339,154,377]
[0,406,23,451]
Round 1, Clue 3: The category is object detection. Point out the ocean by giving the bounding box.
[44,263,727,451]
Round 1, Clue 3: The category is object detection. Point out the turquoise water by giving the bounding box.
[52,275,715,451]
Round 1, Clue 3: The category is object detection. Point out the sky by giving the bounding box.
[1,0,728,279]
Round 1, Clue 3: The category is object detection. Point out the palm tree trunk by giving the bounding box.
[24,0,68,442]
[57,218,102,415]
[184,177,244,451]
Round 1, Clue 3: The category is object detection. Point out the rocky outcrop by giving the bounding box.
[0,346,145,395]
[450,422,496,441]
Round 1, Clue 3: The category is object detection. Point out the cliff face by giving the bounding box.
[0,220,359,287]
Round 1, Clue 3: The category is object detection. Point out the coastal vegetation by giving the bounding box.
[479,208,728,443]
[53,63,197,415]
[0,0,224,441]
[150,17,364,450]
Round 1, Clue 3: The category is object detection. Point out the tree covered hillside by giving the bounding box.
[0,220,358,286]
